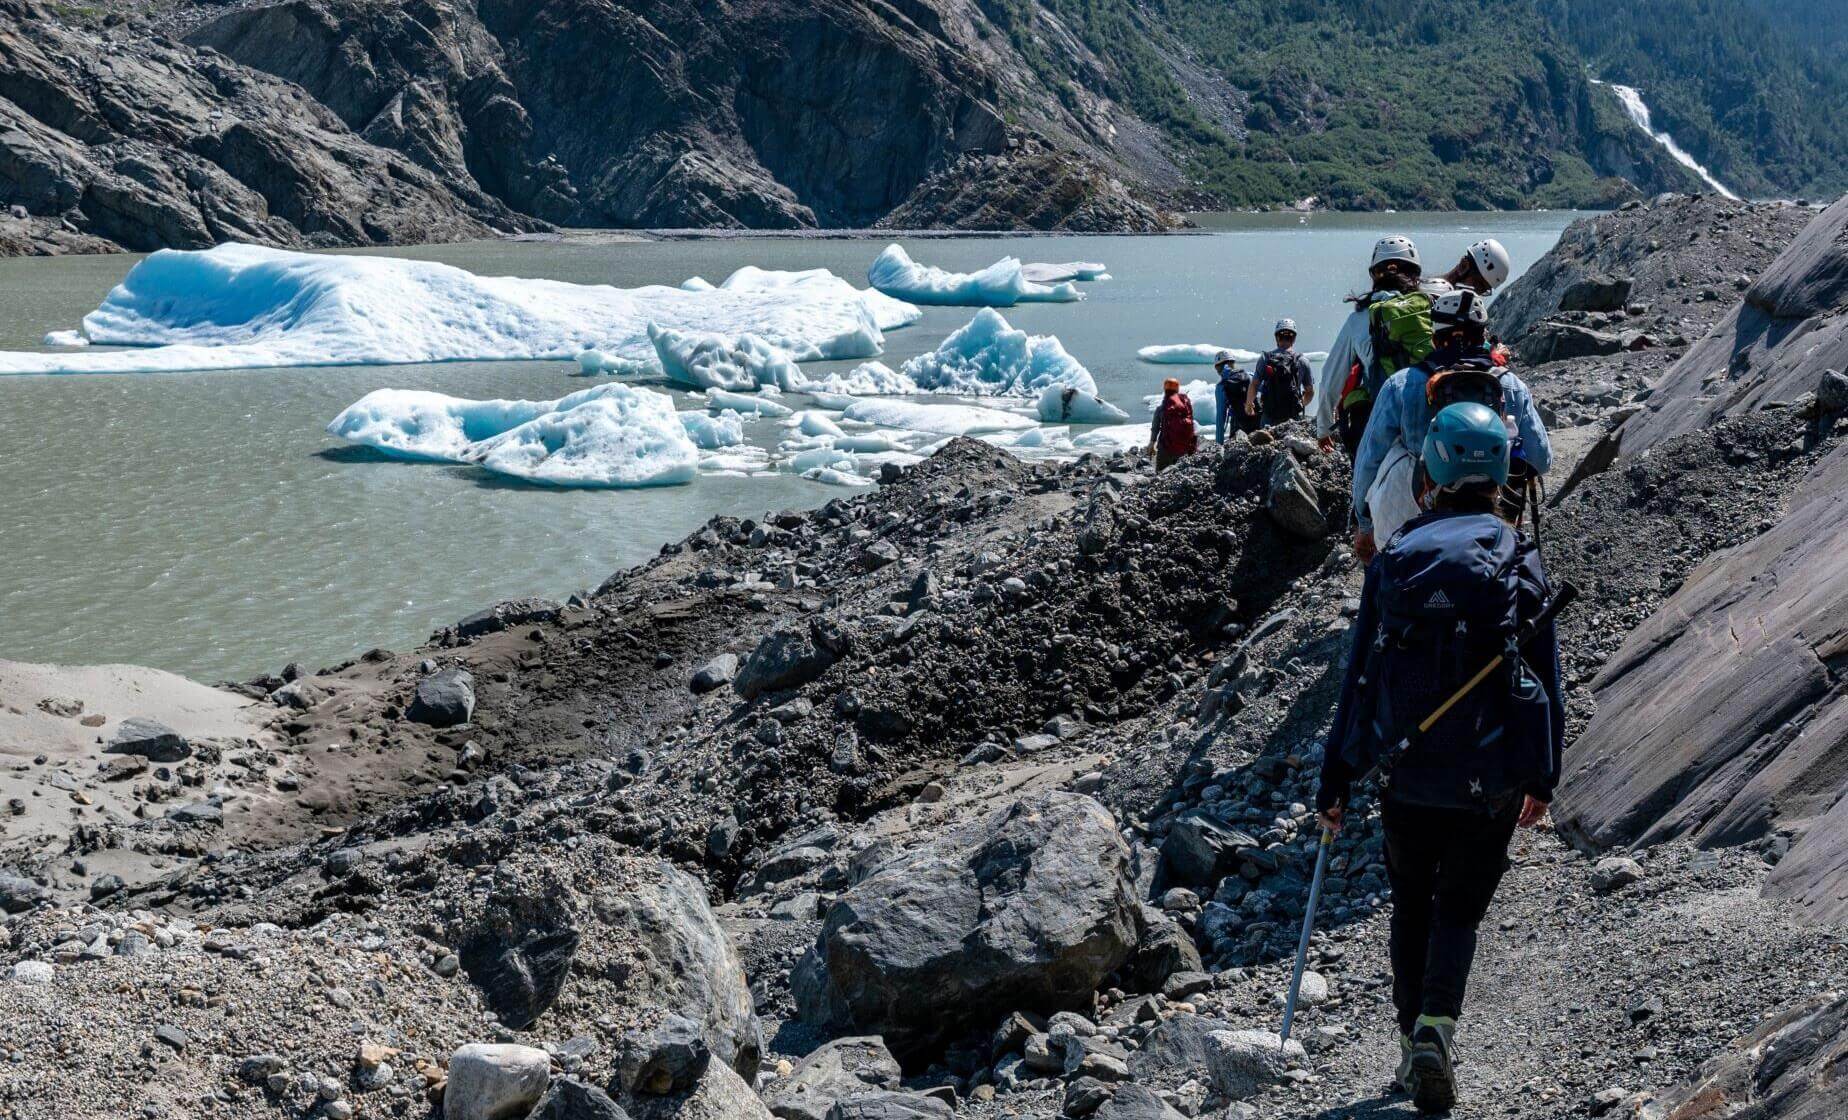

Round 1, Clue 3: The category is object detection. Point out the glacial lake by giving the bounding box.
[0,211,1578,681]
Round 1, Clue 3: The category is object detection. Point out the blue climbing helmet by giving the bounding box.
[1421,402,1509,489]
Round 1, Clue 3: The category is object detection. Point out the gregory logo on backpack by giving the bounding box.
[1424,590,1453,610]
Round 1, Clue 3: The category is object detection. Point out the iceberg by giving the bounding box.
[797,360,920,396]
[704,388,792,417]
[42,329,88,347]
[1138,344,1260,365]
[1073,425,1155,454]
[901,309,1097,397]
[789,410,848,439]
[327,383,699,488]
[678,410,746,450]
[1036,385,1129,425]
[0,243,918,377]
[1021,262,1108,284]
[576,348,660,376]
[469,394,699,488]
[650,324,805,392]
[867,244,1083,307]
[842,398,1038,437]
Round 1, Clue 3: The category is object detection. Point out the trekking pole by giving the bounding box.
[1280,826,1334,1046]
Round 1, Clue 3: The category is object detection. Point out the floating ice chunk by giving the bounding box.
[842,397,1038,436]
[804,466,874,487]
[1037,385,1129,424]
[702,445,774,475]
[832,432,914,454]
[901,309,1097,397]
[0,243,909,377]
[679,410,746,450]
[703,388,791,417]
[576,348,661,376]
[1021,262,1108,283]
[798,360,920,396]
[787,446,857,473]
[1073,424,1155,454]
[789,410,848,439]
[867,245,1083,307]
[681,276,716,291]
[42,329,88,347]
[468,392,698,488]
[1145,380,1220,427]
[1138,344,1260,365]
[650,324,805,392]
[327,387,607,462]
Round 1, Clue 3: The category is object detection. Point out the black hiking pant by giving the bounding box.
[1260,392,1305,427]
[1382,796,1520,1036]
[1337,398,1372,459]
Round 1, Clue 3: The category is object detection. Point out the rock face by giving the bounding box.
[1556,194,1848,923]
[792,791,1139,1061]
[0,0,533,255]
[182,0,1169,234]
[1652,992,1848,1119]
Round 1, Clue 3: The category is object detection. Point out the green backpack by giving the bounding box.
[1354,291,1435,406]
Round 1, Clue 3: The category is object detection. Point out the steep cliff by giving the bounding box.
[0,0,537,255]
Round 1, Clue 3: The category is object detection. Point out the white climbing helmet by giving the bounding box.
[1468,238,1513,290]
[1371,235,1421,270]
[1274,318,1297,335]
[1433,288,1490,328]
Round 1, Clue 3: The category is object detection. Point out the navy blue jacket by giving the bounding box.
[1317,509,1565,813]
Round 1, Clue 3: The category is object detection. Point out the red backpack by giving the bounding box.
[1158,393,1198,454]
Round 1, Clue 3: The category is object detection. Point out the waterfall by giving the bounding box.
[1596,80,1740,200]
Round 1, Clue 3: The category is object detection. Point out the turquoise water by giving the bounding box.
[0,212,1578,680]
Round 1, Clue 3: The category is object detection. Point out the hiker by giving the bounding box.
[1349,288,1552,561]
[1146,377,1198,470]
[1245,319,1313,427]
[1317,401,1565,1114]
[1434,238,1512,297]
[1315,238,1513,456]
[1313,236,1428,457]
[1213,351,1258,440]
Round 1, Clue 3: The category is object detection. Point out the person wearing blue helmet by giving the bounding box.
[1317,402,1565,1114]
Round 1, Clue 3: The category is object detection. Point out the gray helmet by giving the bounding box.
[1432,288,1490,329]
[1467,239,1513,289]
[1422,403,1510,489]
[1371,235,1421,270]
[1273,318,1297,335]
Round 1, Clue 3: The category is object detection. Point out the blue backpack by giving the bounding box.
[1342,512,1555,809]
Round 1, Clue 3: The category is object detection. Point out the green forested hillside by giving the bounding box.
[991,0,1848,209]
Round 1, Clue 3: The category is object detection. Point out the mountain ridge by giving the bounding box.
[2,0,1845,254]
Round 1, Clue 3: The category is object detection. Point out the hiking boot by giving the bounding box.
[1407,1016,1457,1115]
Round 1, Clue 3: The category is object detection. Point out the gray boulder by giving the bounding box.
[1206,1030,1305,1100]
[622,1062,773,1120]
[1130,1013,1237,1080]
[1558,275,1633,312]
[765,1037,901,1120]
[1094,1084,1188,1120]
[825,1092,951,1120]
[105,718,191,763]
[690,654,739,694]
[793,791,1139,1060]
[1519,322,1625,364]
[1121,904,1202,994]
[458,597,564,639]
[1160,813,1259,890]
[735,620,851,700]
[1590,856,1644,894]
[445,1043,551,1120]
[619,1015,711,1097]
[0,874,48,914]
[458,871,582,1031]
[1265,454,1327,539]
[408,668,475,727]
[531,1078,632,1120]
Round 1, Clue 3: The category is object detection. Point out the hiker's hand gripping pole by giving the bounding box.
[1280,827,1334,1046]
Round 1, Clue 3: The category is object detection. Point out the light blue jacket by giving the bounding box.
[1351,356,1552,531]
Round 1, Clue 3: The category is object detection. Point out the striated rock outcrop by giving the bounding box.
[0,0,535,255]
[1556,194,1848,923]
